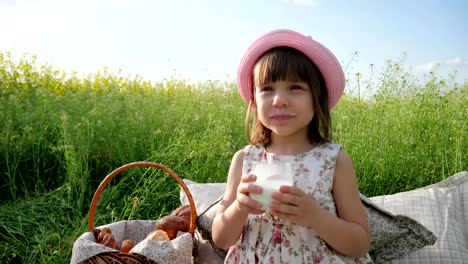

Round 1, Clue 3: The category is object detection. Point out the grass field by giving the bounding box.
[0,53,466,263]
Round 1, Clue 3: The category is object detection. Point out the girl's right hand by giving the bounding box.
[235,174,265,215]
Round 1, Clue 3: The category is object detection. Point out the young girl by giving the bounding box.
[212,29,373,263]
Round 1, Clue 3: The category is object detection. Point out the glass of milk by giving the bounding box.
[249,161,293,210]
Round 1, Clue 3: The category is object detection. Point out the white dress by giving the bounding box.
[224,143,374,264]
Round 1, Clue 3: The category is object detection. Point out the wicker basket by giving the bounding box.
[82,161,198,264]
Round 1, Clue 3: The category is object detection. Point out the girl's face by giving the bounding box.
[254,80,314,139]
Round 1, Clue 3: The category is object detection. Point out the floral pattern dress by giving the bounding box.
[224,143,374,264]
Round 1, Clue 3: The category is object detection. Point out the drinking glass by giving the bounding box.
[249,161,293,210]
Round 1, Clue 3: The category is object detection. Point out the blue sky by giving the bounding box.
[1,0,467,85]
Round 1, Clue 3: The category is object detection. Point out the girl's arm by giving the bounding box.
[211,150,264,250]
[311,149,370,257]
[270,149,371,258]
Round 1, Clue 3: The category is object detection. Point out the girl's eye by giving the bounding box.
[291,85,303,90]
[260,86,273,92]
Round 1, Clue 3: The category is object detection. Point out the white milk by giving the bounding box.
[249,161,293,211]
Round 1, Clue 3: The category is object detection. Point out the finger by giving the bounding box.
[269,202,299,215]
[237,182,262,195]
[271,191,301,206]
[278,185,306,196]
[237,193,264,211]
[240,173,257,183]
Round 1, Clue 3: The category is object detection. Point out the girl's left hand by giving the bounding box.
[269,185,319,227]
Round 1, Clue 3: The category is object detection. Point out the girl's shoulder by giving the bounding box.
[316,141,342,151]
[242,144,265,159]
[241,143,342,155]
[240,143,343,160]
[313,142,343,160]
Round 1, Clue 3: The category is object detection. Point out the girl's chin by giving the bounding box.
[270,130,300,138]
[268,126,306,135]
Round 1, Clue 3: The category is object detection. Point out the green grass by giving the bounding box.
[0,52,466,263]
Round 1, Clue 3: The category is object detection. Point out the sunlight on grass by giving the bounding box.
[0,52,466,263]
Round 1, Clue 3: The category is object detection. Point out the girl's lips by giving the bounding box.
[269,114,295,121]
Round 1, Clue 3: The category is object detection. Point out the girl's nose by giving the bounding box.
[272,92,288,107]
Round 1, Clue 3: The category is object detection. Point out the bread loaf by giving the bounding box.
[174,205,191,222]
[101,233,117,249]
[120,239,135,253]
[147,230,170,241]
[156,215,189,240]
[96,227,112,244]
[170,204,190,217]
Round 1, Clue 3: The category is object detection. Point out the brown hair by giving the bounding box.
[245,47,332,146]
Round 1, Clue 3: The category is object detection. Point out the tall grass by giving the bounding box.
[335,60,466,194]
[0,52,466,263]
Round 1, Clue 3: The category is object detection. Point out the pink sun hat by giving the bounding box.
[237,29,345,108]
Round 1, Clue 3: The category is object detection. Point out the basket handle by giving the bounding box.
[87,161,197,235]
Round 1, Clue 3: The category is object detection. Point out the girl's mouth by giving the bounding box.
[269,114,296,121]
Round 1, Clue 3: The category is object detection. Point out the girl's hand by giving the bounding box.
[235,174,265,215]
[269,185,319,227]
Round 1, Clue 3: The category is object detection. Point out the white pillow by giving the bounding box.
[180,179,439,263]
[180,180,225,213]
[181,180,226,263]
[419,171,468,240]
[369,171,468,263]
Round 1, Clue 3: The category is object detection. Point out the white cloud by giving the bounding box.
[285,0,318,7]
[445,57,468,66]
[418,58,468,71]
[403,57,468,84]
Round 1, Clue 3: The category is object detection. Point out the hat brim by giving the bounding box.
[237,29,345,108]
